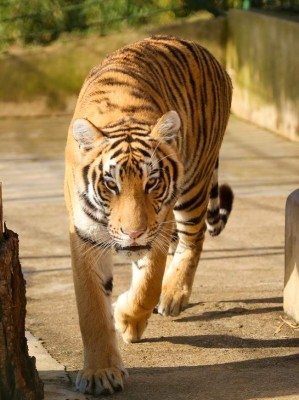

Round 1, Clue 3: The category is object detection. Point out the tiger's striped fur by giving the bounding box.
[65,35,233,395]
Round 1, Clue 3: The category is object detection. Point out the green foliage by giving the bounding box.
[0,0,182,47]
[1,0,298,49]
[1,0,64,44]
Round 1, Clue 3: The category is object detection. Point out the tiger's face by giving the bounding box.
[72,111,183,260]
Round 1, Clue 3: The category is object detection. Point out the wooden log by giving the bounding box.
[0,185,44,400]
[0,182,2,242]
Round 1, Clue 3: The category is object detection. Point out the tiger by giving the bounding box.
[64,35,233,395]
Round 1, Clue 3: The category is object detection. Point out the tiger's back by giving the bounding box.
[71,35,231,158]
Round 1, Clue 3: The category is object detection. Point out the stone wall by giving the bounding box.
[226,10,299,141]
[284,189,299,323]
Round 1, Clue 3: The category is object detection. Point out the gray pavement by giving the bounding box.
[1,115,299,399]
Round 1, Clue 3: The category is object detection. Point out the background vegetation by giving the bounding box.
[0,0,298,117]
[0,0,298,49]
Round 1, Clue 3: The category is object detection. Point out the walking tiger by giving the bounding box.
[65,35,233,395]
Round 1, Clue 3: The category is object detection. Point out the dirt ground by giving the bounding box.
[1,115,299,399]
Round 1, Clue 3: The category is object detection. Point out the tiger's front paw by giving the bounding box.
[114,293,151,343]
[76,366,128,395]
[158,284,190,317]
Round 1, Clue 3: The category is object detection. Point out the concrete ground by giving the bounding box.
[1,115,299,399]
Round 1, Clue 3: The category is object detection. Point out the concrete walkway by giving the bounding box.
[1,115,299,399]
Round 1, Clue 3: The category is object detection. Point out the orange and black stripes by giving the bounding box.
[74,35,233,245]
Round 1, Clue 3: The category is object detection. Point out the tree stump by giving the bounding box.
[0,183,44,400]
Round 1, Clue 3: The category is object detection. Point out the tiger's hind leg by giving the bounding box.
[158,225,206,317]
[158,170,233,317]
[158,177,210,317]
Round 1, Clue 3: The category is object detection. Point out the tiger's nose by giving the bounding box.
[121,228,146,239]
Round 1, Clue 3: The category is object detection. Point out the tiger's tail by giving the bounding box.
[206,160,234,237]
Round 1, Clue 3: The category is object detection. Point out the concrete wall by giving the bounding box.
[151,16,227,66]
[284,189,299,323]
[227,10,299,141]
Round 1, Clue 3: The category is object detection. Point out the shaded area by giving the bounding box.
[144,333,298,348]
[63,354,299,400]
[220,297,283,304]
[176,306,283,323]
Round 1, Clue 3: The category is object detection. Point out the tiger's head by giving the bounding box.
[71,111,183,260]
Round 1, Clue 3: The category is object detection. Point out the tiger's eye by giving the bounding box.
[104,179,118,193]
[145,177,159,193]
[147,178,157,187]
[107,181,116,189]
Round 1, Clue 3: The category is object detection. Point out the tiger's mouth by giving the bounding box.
[115,244,151,252]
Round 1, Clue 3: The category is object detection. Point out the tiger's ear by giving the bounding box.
[151,111,181,144]
[72,118,102,151]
